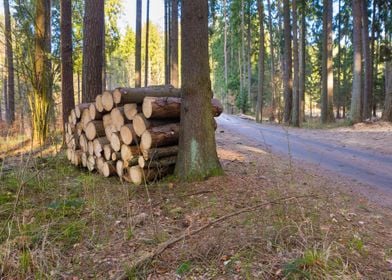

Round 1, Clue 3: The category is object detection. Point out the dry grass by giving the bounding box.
[0,131,392,279]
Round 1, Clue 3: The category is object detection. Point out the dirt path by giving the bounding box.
[217,114,392,205]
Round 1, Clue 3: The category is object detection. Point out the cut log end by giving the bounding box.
[124,103,139,120]
[102,161,116,177]
[102,91,114,112]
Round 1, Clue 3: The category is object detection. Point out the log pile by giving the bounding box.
[65,85,223,185]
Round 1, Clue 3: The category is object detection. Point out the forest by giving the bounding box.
[1,0,392,279]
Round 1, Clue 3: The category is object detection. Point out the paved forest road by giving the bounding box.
[217,114,392,191]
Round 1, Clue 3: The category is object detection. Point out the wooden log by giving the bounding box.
[142,97,223,119]
[102,90,114,112]
[120,144,139,161]
[105,125,116,139]
[81,152,88,167]
[141,145,178,161]
[103,144,114,161]
[132,113,169,136]
[116,160,125,178]
[88,141,94,156]
[140,123,179,150]
[70,109,78,125]
[79,133,88,152]
[93,137,110,157]
[124,103,140,120]
[85,120,105,140]
[138,155,177,169]
[75,103,91,119]
[76,122,83,136]
[66,148,73,161]
[120,124,138,145]
[95,94,104,112]
[110,132,122,152]
[89,103,103,120]
[81,108,92,131]
[87,155,96,171]
[102,114,112,128]
[112,85,181,105]
[111,107,129,131]
[128,165,174,186]
[96,157,105,173]
[72,150,83,166]
[111,152,121,161]
[102,161,116,177]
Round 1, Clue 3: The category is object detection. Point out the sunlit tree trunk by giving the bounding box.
[170,0,179,87]
[267,0,276,121]
[145,0,150,87]
[4,0,14,124]
[60,0,75,141]
[283,0,292,123]
[292,0,300,127]
[135,0,142,87]
[382,60,392,121]
[321,0,334,123]
[30,0,51,143]
[351,0,363,123]
[175,0,222,181]
[299,0,306,122]
[223,0,229,111]
[336,0,342,119]
[256,0,265,123]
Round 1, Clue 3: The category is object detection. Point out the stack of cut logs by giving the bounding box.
[65,85,223,185]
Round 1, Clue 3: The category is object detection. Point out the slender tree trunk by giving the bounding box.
[256,0,265,123]
[135,0,142,87]
[2,73,7,122]
[267,0,276,121]
[283,0,293,123]
[382,60,392,121]
[336,0,342,118]
[361,0,372,119]
[170,0,179,87]
[82,0,104,102]
[247,3,252,111]
[145,0,150,87]
[61,0,75,140]
[175,0,222,181]
[351,0,363,123]
[299,0,306,122]
[241,0,246,112]
[77,71,81,104]
[4,0,14,124]
[223,0,228,111]
[292,0,300,127]
[321,0,334,123]
[370,0,377,117]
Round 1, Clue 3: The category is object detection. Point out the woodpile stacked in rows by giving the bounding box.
[65,85,223,185]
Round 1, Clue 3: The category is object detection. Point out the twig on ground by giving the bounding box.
[114,194,317,280]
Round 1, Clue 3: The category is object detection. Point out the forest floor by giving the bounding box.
[1,125,392,279]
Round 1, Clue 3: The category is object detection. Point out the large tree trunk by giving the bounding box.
[31,0,51,143]
[351,0,363,123]
[361,0,372,119]
[321,0,334,123]
[256,0,265,123]
[60,0,75,142]
[292,0,300,127]
[4,0,15,124]
[175,0,222,181]
[135,0,142,87]
[82,0,104,102]
[170,0,179,87]
[267,0,276,121]
[145,0,150,87]
[283,0,293,124]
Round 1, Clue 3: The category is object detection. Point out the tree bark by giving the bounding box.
[382,60,392,121]
[321,0,334,123]
[135,0,142,87]
[112,85,181,105]
[267,0,276,121]
[82,0,104,102]
[145,0,150,87]
[292,0,300,127]
[299,0,306,122]
[256,0,265,123]
[361,0,372,119]
[283,0,293,123]
[140,123,179,150]
[4,0,15,124]
[351,0,363,123]
[175,0,222,181]
[60,0,75,141]
[170,0,179,87]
